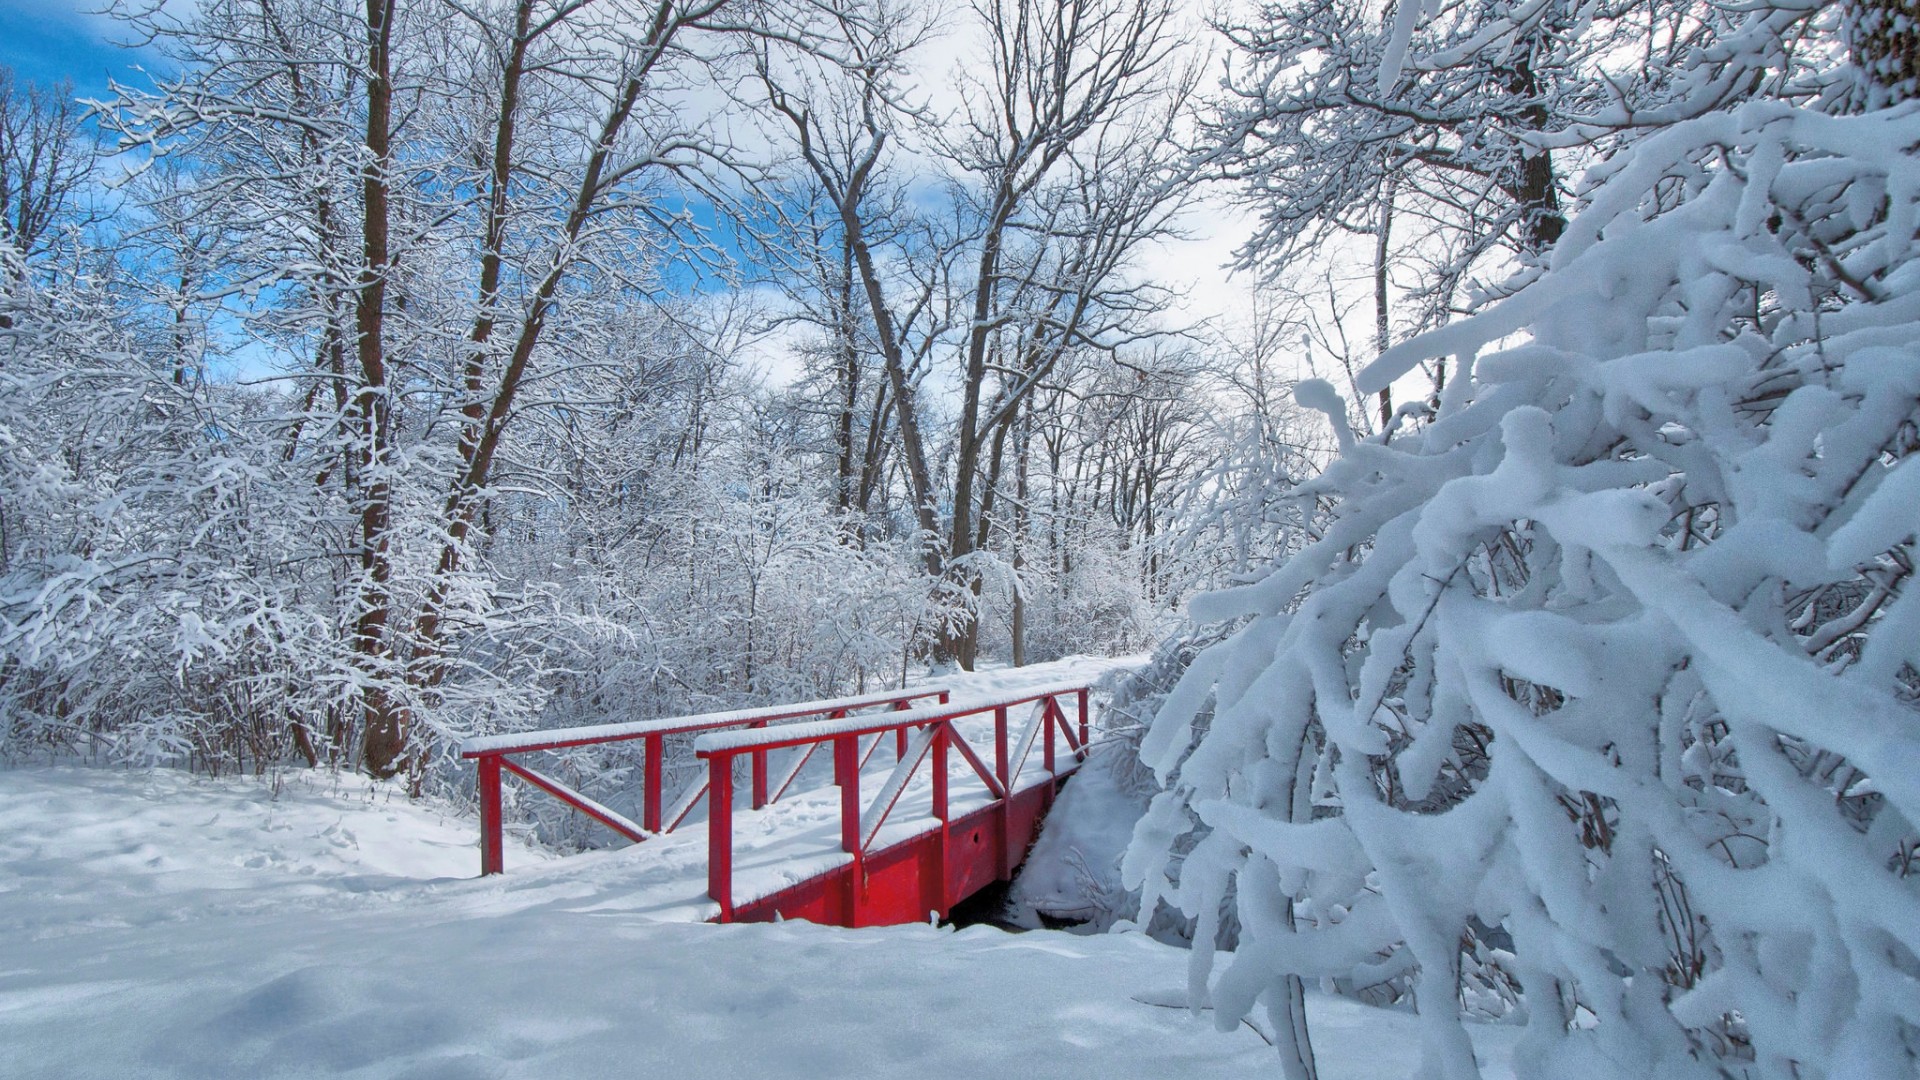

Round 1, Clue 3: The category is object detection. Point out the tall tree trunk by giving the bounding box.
[355,0,406,778]
[835,233,858,513]
[361,0,688,776]
[414,70,650,661]
[940,190,1014,669]
[1506,46,1565,252]
[1010,401,1031,667]
[756,66,940,569]
[856,378,890,517]
[459,0,535,452]
[844,223,941,576]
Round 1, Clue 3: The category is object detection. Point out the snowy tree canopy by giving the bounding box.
[0,0,1240,786]
[1128,5,1920,1078]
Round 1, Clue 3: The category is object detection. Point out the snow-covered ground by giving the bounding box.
[1,658,1521,1079]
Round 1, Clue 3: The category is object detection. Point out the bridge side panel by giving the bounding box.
[728,777,1062,928]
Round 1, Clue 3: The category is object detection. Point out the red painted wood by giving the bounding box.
[475,683,1090,925]
[860,731,924,851]
[726,775,1067,926]
[994,705,1013,880]
[663,772,712,832]
[857,732,884,770]
[945,729,1003,798]
[458,688,950,758]
[770,742,818,803]
[930,723,951,919]
[994,706,1009,790]
[478,755,503,876]
[709,752,734,921]
[750,720,768,810]
[931,723,949,822]
[643,733,664,834]
[1044,698,1057,775]
[834,735,862,924]
[500,758,646,843]
[687,687,1085,756]
[464,687,949,877]
[1054,702,1082,754]
[703,687,1088,926]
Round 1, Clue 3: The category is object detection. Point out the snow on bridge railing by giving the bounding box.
[693,684,1090,923]
[458,686,951,875]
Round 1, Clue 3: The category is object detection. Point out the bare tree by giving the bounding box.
[749,1,949,564]
[1203,0,1744,332]
[757,0,1197,668]
[0,69,95,270]
[108,0,746,778]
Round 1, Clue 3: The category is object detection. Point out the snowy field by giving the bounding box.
[1,659,1521,1079]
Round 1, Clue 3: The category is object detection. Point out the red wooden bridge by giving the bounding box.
[459,683,1091,927]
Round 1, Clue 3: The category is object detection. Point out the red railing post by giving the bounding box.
[479,754,504,876]
[830,716,847,787]
[835,734,860,854]
[643,733,663,834]
[994,704,1012,880]
[994,705,1010,792]
[1044,696,1057,775]
[932,721,951,918]
[1077,688,1090,758]
[931,723,949,822]
[835,733,862,924]
[709,751,734,922]
[892,699,910,759]
[750,720,769,810]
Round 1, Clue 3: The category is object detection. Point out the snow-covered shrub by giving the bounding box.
[1128,68,1920,1080]
[0,250,337,773]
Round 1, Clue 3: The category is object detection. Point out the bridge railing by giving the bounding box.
[458,686,951,875]
[693,684,1090,921]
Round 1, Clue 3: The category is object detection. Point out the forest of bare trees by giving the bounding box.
[0,0,1322,788]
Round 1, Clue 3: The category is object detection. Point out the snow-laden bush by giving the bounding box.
[0,249,340,772]
[1127,87,1920,1080]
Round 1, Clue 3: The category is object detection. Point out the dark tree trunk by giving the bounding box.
[355,0,406,779]
[1504,48,1565,252]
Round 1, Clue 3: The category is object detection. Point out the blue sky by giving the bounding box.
[0,0,157,98]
